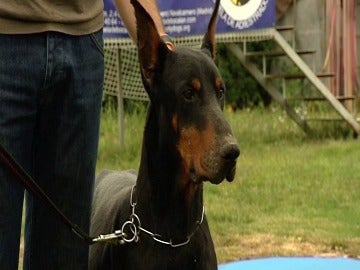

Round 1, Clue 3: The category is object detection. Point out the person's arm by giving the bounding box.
[114,0,167,42]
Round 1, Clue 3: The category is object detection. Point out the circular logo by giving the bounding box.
[216,0,270,30]
[221,0,263,20]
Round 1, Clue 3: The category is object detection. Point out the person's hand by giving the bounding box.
[160,34,175,51]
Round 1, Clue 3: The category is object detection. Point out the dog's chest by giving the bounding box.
[116,241,215,270]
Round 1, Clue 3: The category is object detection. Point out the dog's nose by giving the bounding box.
[221,142,240,161]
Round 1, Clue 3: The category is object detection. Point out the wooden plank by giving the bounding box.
[306,118,346,122]
[287,96,355,101]
[275,25,295,31]
[272,29,360,135]
[245,49,315,58]
[265,72,334,80]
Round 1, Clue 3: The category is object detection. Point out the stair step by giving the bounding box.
[287,96,356,101]
[265,72,335,80]
[245,49,315,58]
[276,25,295,31]
[305,117,346,122]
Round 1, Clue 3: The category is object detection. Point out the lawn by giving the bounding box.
[97,104,360,263]
[18,103,360,268]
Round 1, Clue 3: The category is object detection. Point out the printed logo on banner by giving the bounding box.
[218,0,273,30]
[103,0,274,39]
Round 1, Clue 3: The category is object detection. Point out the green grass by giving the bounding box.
[97,103,144,171]
[96,104,360,262]
[19,104,359,268]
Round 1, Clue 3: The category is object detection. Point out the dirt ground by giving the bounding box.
[215,234,354,263]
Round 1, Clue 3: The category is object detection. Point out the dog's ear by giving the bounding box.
[131,0,169,93]
[201,0,220,59]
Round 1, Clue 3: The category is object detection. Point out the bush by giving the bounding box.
[216,42,273,109]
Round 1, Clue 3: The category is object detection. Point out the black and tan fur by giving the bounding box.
[89,0,240,269]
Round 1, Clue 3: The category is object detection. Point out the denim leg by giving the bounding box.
[0,34,47,270]
[22,31,104,270]
[0,31,103,270]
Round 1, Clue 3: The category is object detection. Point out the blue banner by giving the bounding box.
[104,0,275,39]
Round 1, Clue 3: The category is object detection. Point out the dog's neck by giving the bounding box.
[134,104,204,240]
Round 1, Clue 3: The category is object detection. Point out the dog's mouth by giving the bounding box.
[179,132,240,186]
[190,160,237,185]
[225,161,237,182]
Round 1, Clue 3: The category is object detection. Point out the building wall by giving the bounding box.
[276,0,326,72]
[276,0,359,99]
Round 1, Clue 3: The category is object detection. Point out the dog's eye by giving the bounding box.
[183,89,195,102]
[217,88,225,100]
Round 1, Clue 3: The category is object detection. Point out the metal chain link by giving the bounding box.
[92,185,205,247]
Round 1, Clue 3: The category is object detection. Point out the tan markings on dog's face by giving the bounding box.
[178,165,199,205]
[177,123,217,202]
[215,77,223,90]
[192,78,202,92]
[172,113,178,131]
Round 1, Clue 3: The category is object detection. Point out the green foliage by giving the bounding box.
[216,41,273,109]
[97,100,147,171]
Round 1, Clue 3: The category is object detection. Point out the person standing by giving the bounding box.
[0,0,168,269]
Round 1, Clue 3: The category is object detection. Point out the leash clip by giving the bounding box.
[91,188,142,245]
[91,230,126,245]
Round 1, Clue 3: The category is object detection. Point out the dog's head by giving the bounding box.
[132,0,239,187]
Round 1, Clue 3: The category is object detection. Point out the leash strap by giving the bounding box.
[0,143,94,244]
[0,143,203,247]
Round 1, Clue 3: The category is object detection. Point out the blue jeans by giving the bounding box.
[0,31,104,270]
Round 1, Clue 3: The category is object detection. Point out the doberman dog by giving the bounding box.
[89,0,240,269]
